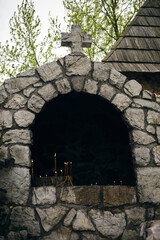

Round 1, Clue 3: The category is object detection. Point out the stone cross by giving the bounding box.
[61,25,92,53]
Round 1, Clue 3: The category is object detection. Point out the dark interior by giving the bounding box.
[31,91,136,186]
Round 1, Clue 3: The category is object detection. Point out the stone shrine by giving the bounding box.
[1,24,160,239]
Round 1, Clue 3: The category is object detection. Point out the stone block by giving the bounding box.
[147,125,155,134]
[153,146,160,166]
[0,84,7,104]
[7,230,28,240]
[0,167,30,204]
[146,221,160,240]
[38,83,58,101]
[133,147,150,166]
[147,111,160,125]
[132,130,155,145]
[65,55,91,76]
[23,87,35,97]
[10,206,40,236]
[9,145,30,167]
[60,186,101,206]
[0,110,12,130]
[112,93,132,111]
[156,126,160,143]
[36,205,68,232]
[121,229,140,240]
[5,76,39,94]
[89,209,126,239]
[124,80,142,97]
[99,83,116,101]
[32,186,56,205]
[142,90,152,100]
[82,233,105,240]
[4,94,27,109]
[0,146,8,162]
[134,99,160,112]
[83,79,98,94]
[71,76,84,92]
[109,68,126,89]
[28,94,45,113]
[93,62,110,81]
[73,210,95,231]
[14,110,35,127]
[16,68,36,77]
[64,208,76,227]
[36,61,63,82]
[124,108,144,129]
[125,207,146,225]
[103,186,137,207]
[55,78,71,94]
[137,167,160,203]
[3,129,31,144]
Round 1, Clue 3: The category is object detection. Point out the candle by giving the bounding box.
[64,162,67,176]
[66,162,69,176]
[60,170,63,176]
[70,162,72,176]
[120,180,122,186]
[31,159,34,178]
[113,181,116,185]
[54,153,57,176]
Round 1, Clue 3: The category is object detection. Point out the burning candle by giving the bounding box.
[120,180,122,186]
[60,170,63,176]
[66,162,69,176]
[31,159,34,178]
[70,162,72,176]
[113,181,116,185]
[64,162,67,176]
[54,153,57,176]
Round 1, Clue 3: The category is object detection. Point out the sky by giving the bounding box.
[0,0,67,44]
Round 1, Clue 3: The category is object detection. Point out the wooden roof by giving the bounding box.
[103,0,160,73]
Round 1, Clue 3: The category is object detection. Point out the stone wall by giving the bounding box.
[1,53,160,239]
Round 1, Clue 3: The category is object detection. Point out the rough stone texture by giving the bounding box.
[0,84,7,104]
[36,61,63,82]
[156,127,160,143]
[147,208,155,220]
[34,82,43,87]
[9,145,30,167]
[0,237,5,240]
[40,226,79,240]
[65,55,91,76]
[0,146,8,161]
[3,129,31,144]
[16,68,36,77]
[142,90,152,100]
[134,99,160,112]
[0,205,9,226]
[109,68,126,89]
[60,186,101,206]
[5,76,39,93]
[55,78,71,94]
[155,208,160,219]
[121,230,140,240]
[112,93,132,111]
[0,110,12,130]
[83,79,98,94]
[99,84,116,101]
[71,76,84,92]
[28,94,45,113]
[10,206,40,236]
[125,207,146,225]
[82,233,106,240]
[146,221,160,240]
[0,167,30,204]
[153,146,160,166]
[73,210,95,231]
[64,208,77,227]
[32,186,56,205]
[137,167,160,203]
[132,130,155,145]
[103,186,137,207]
[93,62,110,81]
[124,108,144,129]
[124,80,142,97]
[23,87,35,97]
[147,110,160,125]
[36,205,68,232]
[89,209,126,239]
[133,147,150,166]
[4,94,27,109]
[147,125,155,134]
[38,83,58,101]
[7,230,28,240]
[14,110,35,127]
[156,94,160,103]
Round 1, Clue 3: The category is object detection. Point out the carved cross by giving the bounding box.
[61,25,92,53]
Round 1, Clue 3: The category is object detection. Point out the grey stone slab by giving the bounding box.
[83,79,98,94]
[112,93,132,111]
[0,146,8,161]
[142,90,153,100]
[125,207,146,225]
[7,230,28,240]
[156,126,160,143]
[124,80,142,97]
[153,146,160,166]
[132,130,155,145]
[16,68,36,77]
[89,209,126,239]
[146,125,155,135]
[38,83,58,101]
[146,221,160,240]
[147,110,160,125]
[10,145,30,167]
[36,61,63,82]
[32,186,56,205]
[0,167,30,204]
[93,62,110,81]
[3,129,31,144]
[133,147,150,166]
[0,84,7,104]
[55,78,71,94]
[137,167,160,203]
[121,230,140,240]
[10,206,40,236]
[28,94,45,113]
[64,208,76,227]
[124,108,144,129]
[134,99,160,112]
[73,210,95,231]
[14,110,35,127]
[82,233,107,240]
[23,87,35,97]
[4,94,27,109]
[109,68,126,89]
[71,76,84,92]
[0,110,12,130]
[99,83,116,101]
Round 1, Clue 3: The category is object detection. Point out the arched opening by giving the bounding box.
[31,91,136,186]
